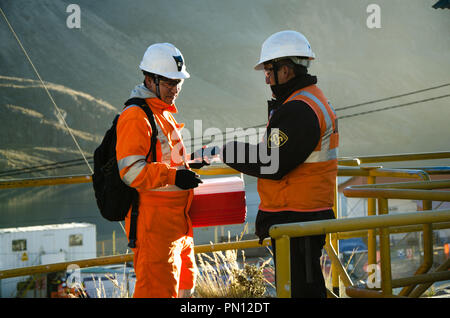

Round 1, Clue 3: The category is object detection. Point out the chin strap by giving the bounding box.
[144,74,161,99]
[154,74,161,98]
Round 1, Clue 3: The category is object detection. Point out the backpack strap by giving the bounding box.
[123,97,158,161]
[123,97,158,248]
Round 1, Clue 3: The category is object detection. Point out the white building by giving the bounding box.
[0,223,96,298]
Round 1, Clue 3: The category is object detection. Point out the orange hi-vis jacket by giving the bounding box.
[116,97,189,192]
[115,84,196,298]
[257,84,339,212]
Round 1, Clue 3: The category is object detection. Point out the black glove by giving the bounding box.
[175,169,203,189]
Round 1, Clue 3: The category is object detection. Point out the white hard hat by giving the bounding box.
[139,43,190,79]
[254,30,315,70]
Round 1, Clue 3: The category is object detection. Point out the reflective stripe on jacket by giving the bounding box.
[257,84,339,212]
[117,85,196,297]
[116,89,189,196]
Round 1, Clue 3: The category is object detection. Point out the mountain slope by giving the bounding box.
[0,0,449,177]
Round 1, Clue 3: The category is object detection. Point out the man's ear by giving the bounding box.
[279,64,287,76]
[144,74,154,89]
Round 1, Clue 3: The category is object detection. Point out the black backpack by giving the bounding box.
[92,98,158,248]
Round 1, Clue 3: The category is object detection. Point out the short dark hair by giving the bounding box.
[143,70,156,79]
[143,71,176,83]
[276,58,308,77]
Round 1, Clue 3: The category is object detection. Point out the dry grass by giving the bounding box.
[68,238,367,298]
[194,224,274,298]
[194,248,273,298]
[90,272,131,298]
[68,225,275,298]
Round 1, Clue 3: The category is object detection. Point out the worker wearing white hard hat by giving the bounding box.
[117,42,201,298]
[222,30,339,298]
[254,30,315,70]
[138,42,190,104]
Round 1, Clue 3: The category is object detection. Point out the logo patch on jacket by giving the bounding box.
[268,129,288,148]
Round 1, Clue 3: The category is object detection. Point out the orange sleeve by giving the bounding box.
[115,106,177,190]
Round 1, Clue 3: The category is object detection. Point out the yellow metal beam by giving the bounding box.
[351,179,450,190]
[408,257,450,297]
[346,286,407,298]
[343,187,450,201]
[0,254,133,280]
[0,174,92,189]
[324,240,353,288]
[336,221,450,240]
[367,175,377,270]
[1,167,448,190]
[392,271,450,289]
[192,165,239,175]
[331,183,340,294]
[377,198,392,296]
[269,210,450,240]
[275,235,291,298]
[0,238,271,280]
[348,151,450,164]
[193,238,270,254]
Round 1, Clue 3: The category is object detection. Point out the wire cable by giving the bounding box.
[0,6,93,174]
[0,158,94,178]
[2,92,449,177]
[334,83,450,112]
[248,83,450,127]
[0,11,448,178]
[337,94,450,120]
[0,157,94,177]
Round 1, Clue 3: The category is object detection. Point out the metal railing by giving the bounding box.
[342,179,450,297]
[0,238,272,280]
[1,151,450,298]
[270,209,450,297]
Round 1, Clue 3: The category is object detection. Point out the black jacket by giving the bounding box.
[222,74,320,179]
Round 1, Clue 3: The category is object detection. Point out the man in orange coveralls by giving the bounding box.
[116,43,203,298]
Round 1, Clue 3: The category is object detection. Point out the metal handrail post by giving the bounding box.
[349,151,450,165]
[275,235,291,298]
[367,175,377,274]
[399,220,434,297]
[331,182,340,295]
[324,239,353,288]
[377,198,393,295]
[409,258,450,297]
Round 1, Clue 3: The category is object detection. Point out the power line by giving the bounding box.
[1,3,448,176]
[0,20,448,181]
[0,6,93,175]
[250,83,450,127]
[0,158,94,178]
[1,91,449,177]
[334,83,450,112]
[0,157,93,176]
[337,94,450,120]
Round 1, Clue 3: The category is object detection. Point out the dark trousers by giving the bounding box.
[271,234,327,298]
[255,209,334,298]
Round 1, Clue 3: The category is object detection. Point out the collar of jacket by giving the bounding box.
[129,83,178,113]
[271,73,318,104]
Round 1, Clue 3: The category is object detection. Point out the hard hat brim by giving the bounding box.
[139,64,190,79]
[254,55,315,71]
[162,70,191,79]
